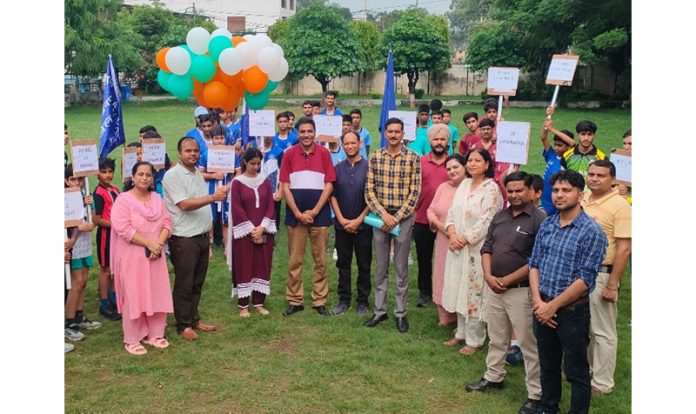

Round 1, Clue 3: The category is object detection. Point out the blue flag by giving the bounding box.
[99,54,125,158]
[240,102,251,148]
[379,48,397,148]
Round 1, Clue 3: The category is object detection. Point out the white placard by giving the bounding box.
[64,188,85,227]
[70,140,99,177]
[388,110,418,142]
[249,110,276,137]
[487,67,520,96]
[72,231,93,260]
[314,115,342,138]
[122,147,139,181]
[546,54,580,86]
[610,151,631,185]
[207,145,237,173]
[142,138,166,169]
[495,121,531,165]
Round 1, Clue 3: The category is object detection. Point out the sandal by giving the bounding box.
[459,345,480,356]
[443,337,465,346]
[125,343,147,356]
[142,337,170,349]
[254,306,270,315]
[239,308,251,318]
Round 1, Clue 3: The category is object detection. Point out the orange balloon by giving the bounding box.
[226,86,243,110]
[243,66,269,94]
[220,70,244,88]
[193,80,207,106]
[156,48,170,72]
[203,81,230,109]
[232,36,246,47]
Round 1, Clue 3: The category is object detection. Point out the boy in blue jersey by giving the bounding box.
[273,111,298,151]
[199,126,232,254]
[442,109,459,153]
[350,108,372,156]
[321,90,343,115]
[408,103,431,155]
[540,112,575,215]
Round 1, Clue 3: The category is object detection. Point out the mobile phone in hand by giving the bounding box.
[144,247,152,258]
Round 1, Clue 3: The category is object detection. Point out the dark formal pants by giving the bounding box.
[169,233,210,332]
[413,222,435,298]
[533,300,592,414]
[335,226,373,305]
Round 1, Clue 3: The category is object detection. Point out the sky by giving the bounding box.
[330,0,451,18]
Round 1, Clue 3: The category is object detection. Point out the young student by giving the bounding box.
[442,108,459,154]
[408,104,432,155]
[286,110,297,135]
[616,129,632,204]
[140,127,173,196]
[320,90,343,115]
[350,108,372,156]
[64,164,100,342]
[482,98,499,139]
[273,111,299,152]
[199,126,231,255]
[458,112,480,154]
[221,107,241,146]
[185,111,215,162]
[327,115,350,165]
[300,100,314,119]
[531,174,544,207]
[312,100,322,115]
[540,113,576,215]
[91,157,121,321]
[430,98,443,113]
[562,119,606,180]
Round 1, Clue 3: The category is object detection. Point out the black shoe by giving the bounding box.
[465,378,504,392]
[518,399,541,414]
[313,305,330,316]
[363,313,388,327]
[99,306,121,321]
[332,302,350,315]
[282,304,305,316]
[356,303,369,316]
[415,294,431,308]
[395,316,409,333]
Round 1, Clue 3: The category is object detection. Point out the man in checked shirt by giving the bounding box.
[364,117,421,333]
[528,169,608,414]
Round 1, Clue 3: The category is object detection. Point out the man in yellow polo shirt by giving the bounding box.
[581,160,632,396]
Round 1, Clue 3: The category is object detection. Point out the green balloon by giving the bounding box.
[190,55,216,83]
[157,70,171,91]
[263,80,280,93]
[168,74,194,100]
[245,90,270,110]
[208,36,233,61]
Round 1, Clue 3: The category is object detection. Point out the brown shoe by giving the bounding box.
[194,322,217,332]
[180,327,198,341]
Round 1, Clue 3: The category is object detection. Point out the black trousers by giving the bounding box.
[335,227,373,305]
[533,300,592,414]
[169,234,210,332]
[413,222,435,298]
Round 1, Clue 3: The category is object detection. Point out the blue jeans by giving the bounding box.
[533,299,591,414]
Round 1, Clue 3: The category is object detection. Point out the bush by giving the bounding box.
[414,88,425,99]
[370,93,381,99]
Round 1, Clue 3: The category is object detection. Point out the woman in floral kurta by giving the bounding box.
[441,148,503,355]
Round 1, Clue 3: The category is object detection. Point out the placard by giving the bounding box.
[142,138,166,169]
[610,150,631,185]
[487,67,520,96]
[122,146,139,181]
[249,109,276,137]
[546,54,580,86]
[388,110,417,142]
[206,145,237,173]
[314,115,342,143]
[64,187,85,228]
[495,121,531,165]
[70,140,99,177]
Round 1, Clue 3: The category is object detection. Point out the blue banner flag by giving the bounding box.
[240,101,251,147]
[99,54,125,158]
[379,48,397,148]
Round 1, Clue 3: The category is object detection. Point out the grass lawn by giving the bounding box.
[64,101,631,413]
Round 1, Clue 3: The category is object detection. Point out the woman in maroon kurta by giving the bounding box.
[231,148,277,317]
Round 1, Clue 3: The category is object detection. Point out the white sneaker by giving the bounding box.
[74,318,102,330]
[65,327,85,341]
[332,248,338,261]
[65,342,75,353]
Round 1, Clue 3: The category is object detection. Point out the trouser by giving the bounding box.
[238,292,267,308]
[285,224,329,306]
[413,222,435,298]
[335,227,373,305]
[122,312,167,345]
[212,217,223,246]
[274,201,282,231]
[482,285,541,400]
[373,216,414,317]
[533,299,592,414]
[589,271,618,393]
[454,313,487,347]
[169,234,210,332]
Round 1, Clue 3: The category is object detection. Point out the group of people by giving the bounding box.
[64,91,631,414]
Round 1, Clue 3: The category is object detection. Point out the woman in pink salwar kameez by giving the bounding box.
[111,161,174,356]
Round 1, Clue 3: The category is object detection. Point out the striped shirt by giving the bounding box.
[529,209,608,298]
[366,145,421,222]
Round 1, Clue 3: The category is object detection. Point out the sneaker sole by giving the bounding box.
[65,334,85,342]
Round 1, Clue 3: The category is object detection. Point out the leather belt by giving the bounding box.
[507,281,530,288]
[540,293,589,311]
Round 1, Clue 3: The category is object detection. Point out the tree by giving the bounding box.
[446,0,493,48]
[268,18,291,43]
[381,8,451,100]
[279,2,365,92]
[463,20,525,72]
[65,0,143,76]
[350,20,382,73]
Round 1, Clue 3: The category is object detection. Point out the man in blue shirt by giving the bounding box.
[350,108,372,156]
[408,104,431,155]
[528,169,608,414]
[320,90,342,115]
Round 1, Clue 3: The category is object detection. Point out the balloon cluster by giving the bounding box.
[156,27,289,110]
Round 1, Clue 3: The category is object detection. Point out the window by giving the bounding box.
[281,0,287,8]
[290,0,295,10]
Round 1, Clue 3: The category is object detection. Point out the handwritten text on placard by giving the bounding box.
[64,188,85,227]
[249,110,276,137]
[207,145,236,173]
[546,55,579,85]
[495,121,531,165]
[71,140,99,177]
[610,151,631,185]
[314,115,343,138]
[487,67,520,96]
[122,147,139,180]
[142,139,166,169]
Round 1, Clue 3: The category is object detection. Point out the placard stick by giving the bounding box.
[544,85,561,131]
[216,179,222,213]
[65,229,72,289]
[84,177,93,224]
[497,96,503,123]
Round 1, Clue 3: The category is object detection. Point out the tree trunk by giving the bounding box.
[407,69,419,108]
[314,75,331,93]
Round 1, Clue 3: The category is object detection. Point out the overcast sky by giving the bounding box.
[329,0,451,18]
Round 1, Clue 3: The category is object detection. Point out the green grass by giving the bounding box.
[64,101,631,413]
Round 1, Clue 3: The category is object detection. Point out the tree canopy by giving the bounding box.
[349,20,382,73]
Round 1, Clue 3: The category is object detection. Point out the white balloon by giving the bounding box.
[257,46,282,74]
[186,27,210,55]
[211,28,232,39]
[243,34,254,41]
[268,57,289,82]
[165,46,192,75]
[271,43,284,58]
[218,48,243,76]
[242,45,259,69]
[254,33,273,48]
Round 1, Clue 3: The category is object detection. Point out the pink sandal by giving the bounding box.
[142,337,170,349]
[125,343,148,355]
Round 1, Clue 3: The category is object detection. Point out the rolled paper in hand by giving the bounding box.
[364,213,400,236]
